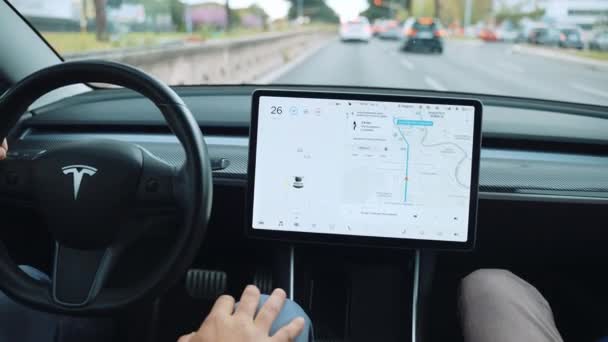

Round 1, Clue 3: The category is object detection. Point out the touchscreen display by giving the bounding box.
[251,95,478,243]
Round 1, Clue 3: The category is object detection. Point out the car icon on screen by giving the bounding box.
[293,176,304,189]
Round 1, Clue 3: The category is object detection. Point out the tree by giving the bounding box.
[360,0,411,21]
[495,5,545,25]
[471,0,493,24]
[287,0,339,23]
[412,0,434,17]
[169,0,185,31]
[360,0,391,21]
[410,0,492,25]
[226,0,232,30]
[94,0,108,41]
[434,0,440,18]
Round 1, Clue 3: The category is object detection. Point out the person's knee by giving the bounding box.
[460,269,520,302]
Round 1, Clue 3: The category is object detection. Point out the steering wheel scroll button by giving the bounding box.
[137,149,175,206]
[210,158,230,171]
[6,149,45,160]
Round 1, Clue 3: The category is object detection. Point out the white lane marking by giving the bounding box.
[570,82,608,99]
[496,61,524,73]
[424,76,447,91]
[400,58,414,70]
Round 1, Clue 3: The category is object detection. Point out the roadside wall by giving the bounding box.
[66,29,335,84]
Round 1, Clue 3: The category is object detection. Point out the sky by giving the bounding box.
[182,0,369,20]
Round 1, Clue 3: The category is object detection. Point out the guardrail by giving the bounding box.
[65,29,336,84]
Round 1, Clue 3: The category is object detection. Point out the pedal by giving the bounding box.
[253,269,273,294]
[185,269,227,300]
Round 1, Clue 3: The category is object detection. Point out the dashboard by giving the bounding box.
[13,85,608,206]
[3,84,607,260]
[15,129,608,203]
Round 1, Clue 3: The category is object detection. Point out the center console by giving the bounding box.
[244,90,482,341]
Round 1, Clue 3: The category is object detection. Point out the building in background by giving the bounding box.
[496,0,608,30]
[539,0,608,29]
[9,0,81,31]
[184,1,228,32]
[108,4,146,25]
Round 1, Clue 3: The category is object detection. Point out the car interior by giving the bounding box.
[1,1,608,342]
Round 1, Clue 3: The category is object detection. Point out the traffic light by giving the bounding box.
[374,0,382,6]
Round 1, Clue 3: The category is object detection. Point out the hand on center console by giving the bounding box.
[178,285,306,342]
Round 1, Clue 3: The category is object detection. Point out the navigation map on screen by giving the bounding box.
[251,95,477,243]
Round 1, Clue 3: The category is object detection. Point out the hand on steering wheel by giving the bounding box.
[0,139,6,160]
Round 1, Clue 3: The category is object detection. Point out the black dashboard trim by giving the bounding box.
[31,85,608,120]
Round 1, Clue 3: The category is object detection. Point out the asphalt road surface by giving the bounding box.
[275,38,608,107]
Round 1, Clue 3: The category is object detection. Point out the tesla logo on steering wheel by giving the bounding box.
[62,165,98,200]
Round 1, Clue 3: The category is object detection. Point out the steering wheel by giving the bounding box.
[0,61,213,314]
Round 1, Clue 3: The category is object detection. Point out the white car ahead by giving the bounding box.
[340,17,372,42]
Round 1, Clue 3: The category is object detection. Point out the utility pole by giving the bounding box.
[80,0,88,33]
[297,0,304,21]
[434,0,440,19]
[464,0,473,27]
[225,0,231,31]
[404,0,412,14]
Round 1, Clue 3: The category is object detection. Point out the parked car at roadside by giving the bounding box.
[589,30,608,51]
[558,28,584,49]
[496,28,524,43]
[478,28,497,42]
[529,27,560,46]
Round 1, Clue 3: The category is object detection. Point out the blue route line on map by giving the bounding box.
[396,119,433,126]
[393,118,410,203]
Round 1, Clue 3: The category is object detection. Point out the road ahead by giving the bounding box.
[275,38,608,106]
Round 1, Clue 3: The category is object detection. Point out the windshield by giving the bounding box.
[7,0,608,106]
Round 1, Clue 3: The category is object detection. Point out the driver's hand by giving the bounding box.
[0,139,7,160]
[178,285,305,342]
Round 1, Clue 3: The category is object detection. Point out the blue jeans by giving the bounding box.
[0,266,114,342]
[1,266,312,342]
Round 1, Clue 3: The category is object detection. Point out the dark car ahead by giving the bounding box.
[559,28,584,49]
[529,27,560,46]
[402,17,444,53]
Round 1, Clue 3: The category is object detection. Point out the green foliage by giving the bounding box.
[107,0,123,8]
[360,0,411,21]
[495,5,545,25]
[287,0,339,23]
[410,0,493,25]
[440,0,463,24]
[361,5,391,21]
[411,0,435,17]
[169,0,185,31]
